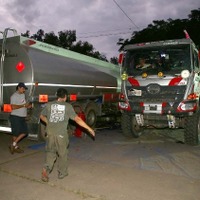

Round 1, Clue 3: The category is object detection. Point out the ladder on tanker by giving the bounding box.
[0,28,18,106]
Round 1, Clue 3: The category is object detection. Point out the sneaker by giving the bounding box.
[9,144,15,154]
[41,168,49,182]
[14,146,24,153]
[58,172,68,179]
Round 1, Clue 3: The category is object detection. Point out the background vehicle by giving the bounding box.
[118,36,200,145]
[0,28,121,140]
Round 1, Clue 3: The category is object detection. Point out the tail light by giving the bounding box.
[39,95,48,103]
[69,94,77,101]
[3,104,12,112]
[177,100,197,112]
[118,101,131,111]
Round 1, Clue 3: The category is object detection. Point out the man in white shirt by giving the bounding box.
[9,82,31,154]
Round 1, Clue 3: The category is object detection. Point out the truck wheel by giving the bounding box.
[85,103,97,128]
[184,112,200,146]
[121,112,133,137]
[121,112,142,138]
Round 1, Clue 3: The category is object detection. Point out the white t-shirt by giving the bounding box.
[10,91,27,117]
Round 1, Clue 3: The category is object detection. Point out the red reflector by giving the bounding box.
[39,95,48,103]
[168,77,182,86]
[128,77,140,86]
[16,62,25,72]
[23,39,36,46]
[120,93,125,100]
[3,104,12,112]
[137,43,145,46]
[118,53,124,64]
[140,102,144,107]
[103,93,112,102]
[70,94,77,101]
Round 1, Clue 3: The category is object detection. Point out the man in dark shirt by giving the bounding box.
[40,88,95,182]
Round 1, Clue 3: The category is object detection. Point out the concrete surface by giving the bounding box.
[0,128,200,200]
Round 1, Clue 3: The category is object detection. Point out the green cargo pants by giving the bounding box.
[44,133,69,176]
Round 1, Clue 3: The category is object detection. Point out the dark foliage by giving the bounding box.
[117,8,200,51]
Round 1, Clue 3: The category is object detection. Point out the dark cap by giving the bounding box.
[17,82,28,90]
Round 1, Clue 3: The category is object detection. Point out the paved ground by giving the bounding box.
[0,128,200,200]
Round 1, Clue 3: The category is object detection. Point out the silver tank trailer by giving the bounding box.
[1,36,121,104]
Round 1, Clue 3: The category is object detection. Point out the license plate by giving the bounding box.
[150,105,157,110]
[144,104,162,114]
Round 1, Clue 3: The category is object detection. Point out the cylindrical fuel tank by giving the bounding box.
[2,36,121,103]
[29,47,120,96]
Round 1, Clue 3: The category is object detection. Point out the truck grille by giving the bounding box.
[127,85,186,103]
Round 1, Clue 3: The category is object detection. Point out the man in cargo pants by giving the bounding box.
[40,88,95,182]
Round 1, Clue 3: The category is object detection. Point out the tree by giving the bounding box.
[44,32,59,46]
[58,30,76,49]
[21,30,30,37]
[117,8,200,50]
[21,29,109,61]
[188,8,200,21]
[31,29,45,41]
[110,56,118,65]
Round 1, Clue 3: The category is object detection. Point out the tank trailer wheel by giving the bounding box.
[85,104,97,128]
[184,112,200,146]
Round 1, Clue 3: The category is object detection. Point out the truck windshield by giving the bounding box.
[124,44,191,76]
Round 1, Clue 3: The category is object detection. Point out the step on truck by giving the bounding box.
[118,35,200,145]
[0,28,121,140]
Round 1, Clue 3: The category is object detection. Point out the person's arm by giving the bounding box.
[11,102,32,110]
[40,114,48,125]
[74,115,95,137]
[11,104,26,110]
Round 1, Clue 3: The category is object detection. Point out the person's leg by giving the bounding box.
[56,134,69,179]
[10,117,28,153]
[12,133,26,153]
[42,134,57,182]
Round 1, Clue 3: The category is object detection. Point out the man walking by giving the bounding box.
[9,82,31,154]
[40,88,95,182]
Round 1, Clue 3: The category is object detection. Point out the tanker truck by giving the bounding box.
[0,28,121,140]
[118,36,200,146]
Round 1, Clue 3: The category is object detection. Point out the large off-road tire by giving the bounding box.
[85,103,97,128]
[184,112,200,146]
[121,112,142,138]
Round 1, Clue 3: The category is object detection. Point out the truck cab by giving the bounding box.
[118,38,200,145]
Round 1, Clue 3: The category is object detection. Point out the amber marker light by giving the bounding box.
[121,72,128,81]
[158,72,164,77]
[142,72,148,78]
